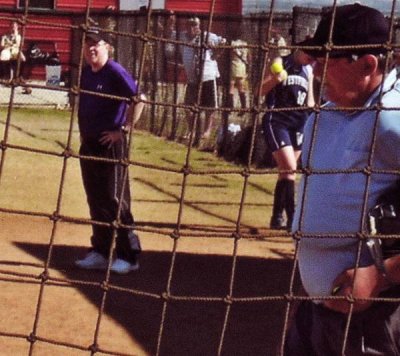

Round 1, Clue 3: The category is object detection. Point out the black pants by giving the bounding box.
[79,135,141,262]
[0,59,25,80]
[284,287,400,355]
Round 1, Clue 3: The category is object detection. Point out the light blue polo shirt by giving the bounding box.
[293,69,400,297]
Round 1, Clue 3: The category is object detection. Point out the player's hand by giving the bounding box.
[324,264,387,313]
[273,69,288,82]
[99,130,124,148]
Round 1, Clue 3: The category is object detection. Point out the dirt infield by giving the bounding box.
[0,212,295,355]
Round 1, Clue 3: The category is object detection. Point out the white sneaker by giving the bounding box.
[75,251,108,270]
[110,258,139,274]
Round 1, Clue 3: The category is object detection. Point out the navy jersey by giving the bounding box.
[78,60,139,138]
[265,54,311,128]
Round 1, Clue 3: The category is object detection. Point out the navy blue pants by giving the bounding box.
[284,286,400,355]
[79,134,141,263]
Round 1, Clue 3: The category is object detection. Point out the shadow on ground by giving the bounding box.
[14,242,300,355]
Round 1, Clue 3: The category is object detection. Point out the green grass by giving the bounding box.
[0,108,278,230]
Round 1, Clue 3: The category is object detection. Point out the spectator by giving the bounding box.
[265,29,291,65]
[0,21,26,80]
[179,17,226,144]
[75,29,145,274]
[260,49,314,230]
[162,11,179,64]
[285,4,400,354]
[229,29,250,117]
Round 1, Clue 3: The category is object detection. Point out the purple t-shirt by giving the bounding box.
[78,60,139,138]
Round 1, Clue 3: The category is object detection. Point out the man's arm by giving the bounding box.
[99,93,146,148]
[126,93,146,128]
[324,256,400,313]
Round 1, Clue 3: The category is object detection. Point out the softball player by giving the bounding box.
[260,49,314,230]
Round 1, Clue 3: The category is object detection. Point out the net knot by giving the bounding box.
[301,166,312,176]
[363,166,372,176]
[224,295,233,305]
[101,281,110,291]
[181,165,191,176]
[241,168,250,178]
[170,230,180,240]
[89,343,99,353]
[39,271,49,282]
[50,211,60,222]
[27,332,37,343]
[231,232,241,240]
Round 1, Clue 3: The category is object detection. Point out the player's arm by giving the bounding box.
[257,57,287,97]
[258,72,282,97]
[306,70,315,108]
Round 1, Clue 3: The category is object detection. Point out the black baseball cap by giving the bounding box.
[85,28,108,43]
[301,4,389,58]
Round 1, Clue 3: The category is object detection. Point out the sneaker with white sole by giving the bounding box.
[75,251,108,270]
[110,258,139,274]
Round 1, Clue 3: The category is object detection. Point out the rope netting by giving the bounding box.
[0,0,400,355]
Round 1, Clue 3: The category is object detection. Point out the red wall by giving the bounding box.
[57,0,117,11]
[24,15,72,78]
[0,0,118,79]
[0,0,15,7]
[0,13,72,79]
[0,0,117,11]
[166,0,241,14]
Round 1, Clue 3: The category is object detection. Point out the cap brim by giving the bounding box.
[86,33,104,43]
[295,37,325,57]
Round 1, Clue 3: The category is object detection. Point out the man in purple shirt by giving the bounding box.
[75,28,145,274]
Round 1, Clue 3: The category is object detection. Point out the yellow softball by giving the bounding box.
[270,61,284,74]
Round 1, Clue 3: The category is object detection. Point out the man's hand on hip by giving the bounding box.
[325,264,389,313]
[99,130,124,148]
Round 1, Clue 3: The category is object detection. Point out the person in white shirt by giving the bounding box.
[180,17,226,143]
[0,21,26,80]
